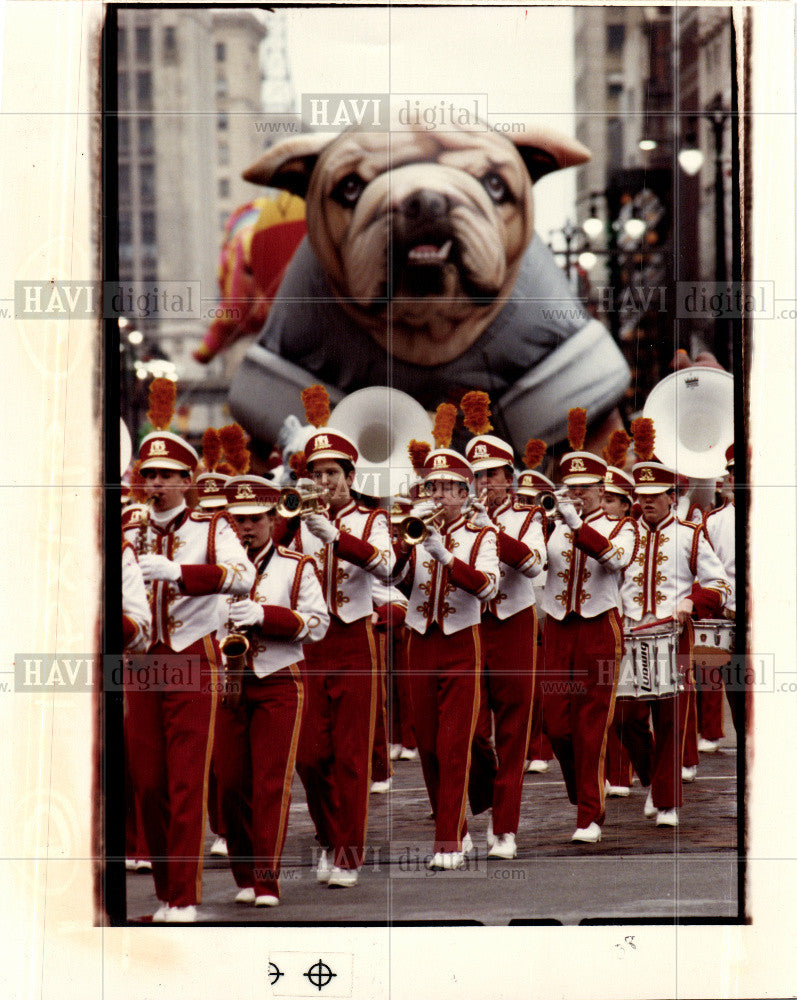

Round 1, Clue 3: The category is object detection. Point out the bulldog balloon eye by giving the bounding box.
[482,172,511,204]
[331,173,366,207]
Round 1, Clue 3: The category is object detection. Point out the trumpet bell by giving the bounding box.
[330,387,433,500]
[643,369,734,479]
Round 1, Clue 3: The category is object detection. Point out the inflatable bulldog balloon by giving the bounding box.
[229,116,630,453]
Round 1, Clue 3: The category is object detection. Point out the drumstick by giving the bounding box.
[629,616,676,633]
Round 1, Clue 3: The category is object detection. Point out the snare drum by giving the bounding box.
[692,620,735,669]
[617,624,682,699]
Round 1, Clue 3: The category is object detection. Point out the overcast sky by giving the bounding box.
[281,6,577,238]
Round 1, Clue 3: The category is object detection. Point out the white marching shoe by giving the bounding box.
[152,902,170,922]
[488,832,517,859]
[255,893,280,906]
[399,746,418,761]
[427,851,465,870]
[389,743,402,761]
[462,832,474,854]
[571,823,602,844]
[165,905,198,923]
[526,759,549,773]
[315,849,332,884]
[235,887,256,904]
[328,866,358,888]
[605,780,630,797]
[644,791,657,818]
[210,836,228,857]
[486,812,496,850]
[698,738,719,753]
[656,808,679,827]
[681,765,698,783]
[370,777,392,794]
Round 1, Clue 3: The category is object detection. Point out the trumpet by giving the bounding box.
[220,600,251,711]
[399,504,446,546]
[532,490,583,519]
[464,487,490,518]
[276,484,330,519]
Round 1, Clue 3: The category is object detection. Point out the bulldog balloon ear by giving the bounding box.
[513,127,591,183]
[242,134,336,196]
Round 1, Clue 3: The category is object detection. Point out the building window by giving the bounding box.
[118,118,130,153]
[606,117,624,173]
[135,26,151,62]
[138,117,154,155]
[136,71,152,108]
[606,24,625,52]
[118,210,132,245]
[163,26,177,60]
[119,162,131,202]
[607,82,623,100]
[118,71,128,108]
[216,41,226,62]
[140,163,156,202]
[118,26,127,56]
[141,211,157,245]
[217,111,228,131]
[218,141,229,165]
[218,178,230,199]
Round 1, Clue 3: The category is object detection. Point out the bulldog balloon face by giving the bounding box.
[243,117,589,366]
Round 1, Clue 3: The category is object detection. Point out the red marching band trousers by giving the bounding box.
[124,636,219,908]
[468,606,537,836]
[296,615,378,871]
[541,609,623,829]
[212,663,304,900]
[406,623,483,853]
[612,621,696,810]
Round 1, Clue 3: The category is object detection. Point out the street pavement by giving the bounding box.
[125,727,741,926]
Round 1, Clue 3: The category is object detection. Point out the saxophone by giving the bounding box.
[220,598,251,710]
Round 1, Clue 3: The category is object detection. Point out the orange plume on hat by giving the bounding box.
[523,438,547,470]
[216,461,235,476]
[630,417,656,462]
[567,407,587,451]
[147,377,176,431]
[432,403,457,449]
[218,423,251,475]
[289,450,308,479]
[201,428,222,473]
[408,439,431,475]
[460,391,493,436]
[603,429,631,469]
[301,385,331,428]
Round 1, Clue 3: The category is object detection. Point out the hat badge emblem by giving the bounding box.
[639,468,655,482]
[474,444,488,458]
[236,483,256,499]
[570,457,586,472]
[433,454,449,469]
[149,439,168,456]
[314,434,329,450]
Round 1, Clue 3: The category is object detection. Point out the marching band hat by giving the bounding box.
[632,461,678,495]
[195,472,231,509]
[226,475,280,514]
[422,448,474,485]
[139,430,199,473]
[725,443,734,469]
[559,451,607,485]
[516,469,556,497]
[465,435,515,473]
[603,465,635,498]
[305,428,359,467]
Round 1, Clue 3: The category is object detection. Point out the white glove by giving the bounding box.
[228,599,264,629]
[558,501,583,530]
[422,527,453,565]
[304,512,339,544]
[412,499,438,521]
[139,553,182,583]
[468,500,491,528]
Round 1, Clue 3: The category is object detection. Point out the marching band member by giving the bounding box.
[615,419,732,827]
[702,443,739,732]
[385,494,416,762]
[213,475,328,907]
[370,575,397,794]
[123,380,255,922]
[394,411,499,870]
[463,393,546,860]
[515,458,555,773]
[293,387,395,888]
[541,408,638,843]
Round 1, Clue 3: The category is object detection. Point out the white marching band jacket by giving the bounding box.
[703,501,736,615]
[542,510,639,621]
[620,512,732,623]
[399,516,499,636]
[221,540,329,679]
[487,497,546,619]
[122,542,151,653]
[296,500,395,622]
[124,507,255,652]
